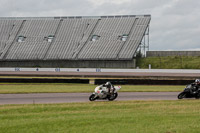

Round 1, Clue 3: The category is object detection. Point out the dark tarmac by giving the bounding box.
[0,92,181,105]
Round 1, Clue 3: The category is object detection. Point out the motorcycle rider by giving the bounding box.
[191,79,200,94]
[105,82,115,96]
[98,82,114,95]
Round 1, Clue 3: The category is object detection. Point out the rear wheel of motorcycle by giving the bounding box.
[177,92,186,99]
[195,93,200,99]
[89,94,96,101]
[108,93,118,101]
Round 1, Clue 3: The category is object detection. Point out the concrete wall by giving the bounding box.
[0,60,136,68]
[147,51,200,57]
[0,77,193,85]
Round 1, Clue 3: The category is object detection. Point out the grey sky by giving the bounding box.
[1,0,200,51]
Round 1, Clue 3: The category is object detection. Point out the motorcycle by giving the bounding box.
[177,84,200,99]
[89,85,121,101]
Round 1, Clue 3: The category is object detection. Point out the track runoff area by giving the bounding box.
[0,92,179,105]
[0,68,200,104]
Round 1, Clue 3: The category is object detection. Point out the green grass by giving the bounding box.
[1,100,200,133]
[0,83,184,93]
[137,56,200,69]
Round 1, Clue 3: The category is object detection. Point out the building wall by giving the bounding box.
[0,60,136,68]
[147,51,200,57]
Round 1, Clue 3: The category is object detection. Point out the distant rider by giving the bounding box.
[191,79,200,94]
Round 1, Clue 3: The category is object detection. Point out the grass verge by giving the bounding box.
[0,100,200,133]
[137,56,200,69]
[0,83,184,93]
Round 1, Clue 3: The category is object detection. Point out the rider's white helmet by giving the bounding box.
[105,82,110,85]
[195,79,200,84]
[105,82,111,88]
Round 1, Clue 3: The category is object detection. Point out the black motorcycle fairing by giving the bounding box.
[178,85,200,99]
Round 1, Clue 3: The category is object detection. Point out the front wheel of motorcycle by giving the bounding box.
[89,94,96,101]
[108,92,118,101]
[177,92,186,99]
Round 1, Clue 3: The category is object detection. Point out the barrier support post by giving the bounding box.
[89,79,95,85]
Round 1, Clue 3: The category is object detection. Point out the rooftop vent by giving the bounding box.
[17,35,26,42]
[91,35,100,41]
[119,34,128,41]
[44,35,55,42]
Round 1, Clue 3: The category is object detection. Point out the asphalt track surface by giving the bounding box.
[0,92,182,105]
[0,70,198,105]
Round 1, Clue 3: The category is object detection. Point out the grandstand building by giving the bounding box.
[0,15,151,68]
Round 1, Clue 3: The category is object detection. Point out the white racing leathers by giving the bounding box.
[89,85,121,101]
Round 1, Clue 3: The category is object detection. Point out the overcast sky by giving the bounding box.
[1,0,200,51]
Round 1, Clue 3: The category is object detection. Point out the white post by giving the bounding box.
[149,64,151,69]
